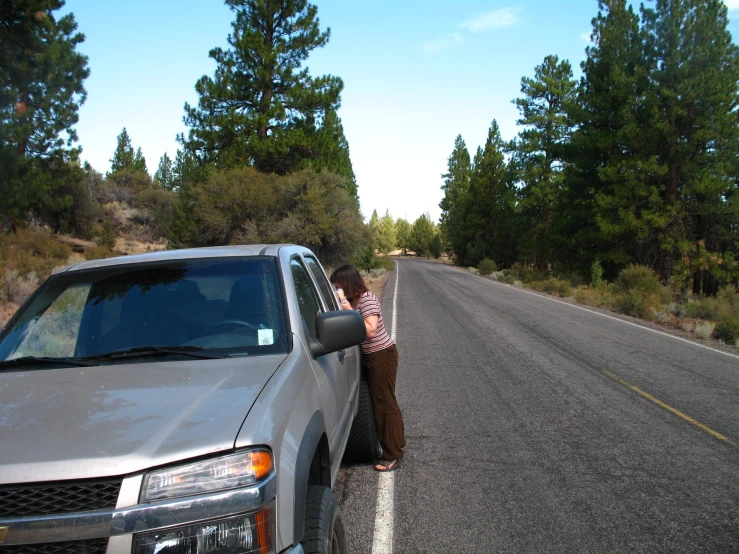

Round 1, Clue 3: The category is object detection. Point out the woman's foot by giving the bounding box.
[374,458,401,472]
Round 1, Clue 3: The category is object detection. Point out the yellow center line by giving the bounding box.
[602,370,737,448]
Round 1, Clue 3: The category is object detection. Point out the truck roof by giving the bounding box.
[61,244,303,273]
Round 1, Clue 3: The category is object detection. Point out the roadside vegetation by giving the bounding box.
[434,0,739,349]
[469,260,739,349]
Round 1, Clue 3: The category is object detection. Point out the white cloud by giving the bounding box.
[580,31,591,43]
[724,0,739,10]
[458,7,520,33]
[419,33,463,54]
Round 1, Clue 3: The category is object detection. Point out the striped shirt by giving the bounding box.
[357,291,394,354]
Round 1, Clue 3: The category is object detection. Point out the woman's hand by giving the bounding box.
[340,298,352,310]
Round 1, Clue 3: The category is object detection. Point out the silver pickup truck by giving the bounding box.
[0,245,379,554]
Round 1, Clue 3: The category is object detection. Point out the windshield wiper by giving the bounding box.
[0,356,95,369]
[87,345,222,361]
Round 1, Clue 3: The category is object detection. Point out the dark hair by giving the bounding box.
[330,264,368,300]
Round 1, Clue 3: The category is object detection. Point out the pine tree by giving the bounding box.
[512,55,576,272]
[439,135,472,263]
[395,218,412,255]
[641,0,739,290]
[368,209,380,250]
[312,109,358,199]
[132,147,148,174]
[562,0,658,276]
[109,128,135,175]
[0,0,89,224]
[410,214,437,257]
[154,153,174,190]
[467,120,518,267]
[377,210,397,253]
[182,0,343,174]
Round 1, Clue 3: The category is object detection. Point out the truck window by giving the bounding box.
[290,259,323,339]
[303,256,339,311]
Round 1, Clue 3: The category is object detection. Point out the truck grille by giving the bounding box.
[0,539,108,554]
[0,479,122,518]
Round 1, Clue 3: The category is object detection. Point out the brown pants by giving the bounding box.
[363,344,406,460]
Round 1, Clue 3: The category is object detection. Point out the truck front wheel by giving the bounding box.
[301,486,349,554]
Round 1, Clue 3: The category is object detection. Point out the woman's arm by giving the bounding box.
[364,314,379,338]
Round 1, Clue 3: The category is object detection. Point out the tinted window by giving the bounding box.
[304,256,338,310]
[0,258,288,362]
[290,259,322,339]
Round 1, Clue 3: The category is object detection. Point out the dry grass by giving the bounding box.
[366,270,391,297]
[115,237,167,255]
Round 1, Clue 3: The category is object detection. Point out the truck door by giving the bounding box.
[288,258,348,456]
[301,254,358,406]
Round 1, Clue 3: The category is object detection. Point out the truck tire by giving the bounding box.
[301,486,349,554]
[342,375,379,463]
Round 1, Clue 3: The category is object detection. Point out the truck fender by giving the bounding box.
[293,410,329,544]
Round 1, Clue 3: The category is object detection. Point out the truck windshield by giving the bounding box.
[0,257,288,363]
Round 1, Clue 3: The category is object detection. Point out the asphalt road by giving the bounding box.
[336,258,739,554]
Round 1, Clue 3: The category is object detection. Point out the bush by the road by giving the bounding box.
[615,265,663,295]
[478,258,497,275]
[713,314,739,343]
[529,278,572,298]
[505,262,542,284]
[0,229,72,279]
[352,246,383,272]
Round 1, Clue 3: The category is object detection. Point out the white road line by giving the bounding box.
[390,260,399,342]
[453,266,739,361]
[372,260,400,554]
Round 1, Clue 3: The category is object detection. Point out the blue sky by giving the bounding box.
[64,0,739,224]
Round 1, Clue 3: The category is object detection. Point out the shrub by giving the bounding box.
[590,259,604,287]
[573,283,618,310]
[685,287,739,321]
[352,245,382,272]
[716,287,739,315]
[713,314,739,343]
[370,268,387,278]
[506,262,541,284]
[558,271,584,288]
[478,259,497,275]
[615,290,662,320]
[429,233,443,259]
[84,246,117,261]
[497,273,515,285]
[3,270,39,305]
[685,296,720,320]
[380,256,396,271]
[95,220,117,249]
[0,229,72,280]
[135,187,174,240]
[530,278,572,298]
[615,265,662,295]
[468,267,480,275]
[695,321,715,340]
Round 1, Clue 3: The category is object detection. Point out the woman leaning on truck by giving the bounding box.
[330,264,406,472]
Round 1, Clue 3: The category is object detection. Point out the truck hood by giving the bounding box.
[0,355,286,483]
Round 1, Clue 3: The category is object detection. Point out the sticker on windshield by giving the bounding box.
[258,329,274,346]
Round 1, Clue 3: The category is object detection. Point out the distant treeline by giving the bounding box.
[440,0,739,295]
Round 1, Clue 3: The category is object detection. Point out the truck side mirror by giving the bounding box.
[309,311,366,358]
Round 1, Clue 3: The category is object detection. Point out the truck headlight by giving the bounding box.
[134,503,275,554]
[142,449,273,502]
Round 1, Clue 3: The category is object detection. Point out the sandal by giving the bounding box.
[374,458,401,472]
